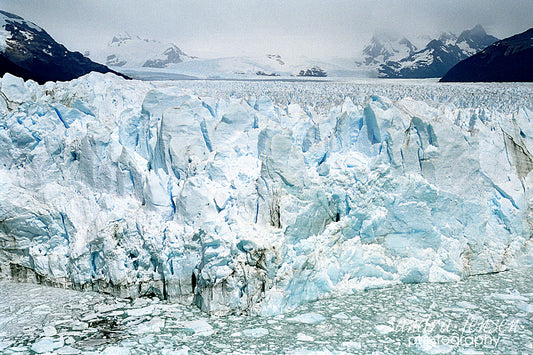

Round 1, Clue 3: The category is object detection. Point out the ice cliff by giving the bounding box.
[0,73,532,315]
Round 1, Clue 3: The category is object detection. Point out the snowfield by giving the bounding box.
[0,73,532,315]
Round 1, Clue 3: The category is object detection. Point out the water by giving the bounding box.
[0,268,532,354]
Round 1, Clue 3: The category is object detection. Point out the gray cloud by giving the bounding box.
[2,0,532,58]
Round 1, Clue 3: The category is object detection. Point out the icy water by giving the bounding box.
[0,269,532,354]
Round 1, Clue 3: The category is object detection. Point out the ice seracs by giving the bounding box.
[0,72,532,316]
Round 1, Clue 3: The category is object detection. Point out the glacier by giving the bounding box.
[0,72,532,316]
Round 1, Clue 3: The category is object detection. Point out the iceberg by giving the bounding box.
[0,72,532,315]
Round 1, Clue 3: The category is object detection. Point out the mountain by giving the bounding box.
[455,24,500,56]
[378,39,466,78]
[441,28,533,82]
[378,25,498,78]
[121,54,367,79]
[0,10,124,84]
[88,33,194,69]
[90,34,370,79]
[361,32,417,66]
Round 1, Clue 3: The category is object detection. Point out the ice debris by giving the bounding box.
[182,319,214,336]
[243,327,269,337]
[31,336,64,353]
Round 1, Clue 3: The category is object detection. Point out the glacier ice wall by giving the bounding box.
[0,73,532,315]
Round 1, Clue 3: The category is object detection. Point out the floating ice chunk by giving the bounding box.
[139,334,155,344]
[101,346,131,355]
[243,327,269,337]
[288,312,326,324]
[428,265,461,283]
[490,291,529,301]
[94,303,123,313]
[287,349,333,355]
[374,324,394,335]
[70,320,89,330]
[332,312,349,320]
[296,333,314,341]
[341,341,362,349]
[161,348,190,355]
[126,305,154,317]
[135,316,164,334]
[80,312,98,322]
[43,325,57,337]
[56,346,82,354]
[413,335,453,354]
[518,303,533,312]
[182,319,214,336]
[31,337,64,353]
[455,301,477,309]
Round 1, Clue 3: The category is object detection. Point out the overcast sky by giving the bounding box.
[2,0,532,58]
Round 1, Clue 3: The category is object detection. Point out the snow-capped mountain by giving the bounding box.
[437,32,458,47]
[88,33,194,69]
[89,33,373,79]
[441,27,533,82]
[88,35,349,79]
[0,10,122,84]
[455,24,500,56]
[361,32,417,66]
[378,25,498,78]
[378,38,466,78]
[126,53,368,79]
[138,53,289,78]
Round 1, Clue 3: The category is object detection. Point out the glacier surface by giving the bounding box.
[0,73,532,315]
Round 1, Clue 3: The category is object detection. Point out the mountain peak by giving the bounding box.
[456,25,498,55]
[457,25,494,42]
[110,32,132,45]
[362,32,416,66]
[471,24,487,35]
[438,32,457,46]
[91,34,192,69]
[371,31,400,43]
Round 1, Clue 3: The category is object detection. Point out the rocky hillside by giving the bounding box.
[441,28,533,82]
[0,10,125,84]
[378,25,498,78]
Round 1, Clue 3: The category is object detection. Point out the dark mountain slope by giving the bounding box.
[0,10,127,84]
[379,25,498,78]
[441,28,533,82]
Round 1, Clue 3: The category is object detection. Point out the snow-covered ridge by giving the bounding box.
[88,33,193,69]
[122,54,367,79]
[373,25,499,78]
[0,73,532,315]
[361,32,417,66]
